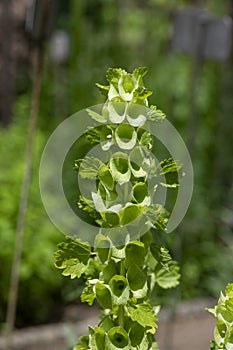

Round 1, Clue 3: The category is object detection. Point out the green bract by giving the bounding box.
[207,284,233,350]
[55,67,182,349]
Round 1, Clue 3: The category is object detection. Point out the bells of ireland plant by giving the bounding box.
[54,67,182,350]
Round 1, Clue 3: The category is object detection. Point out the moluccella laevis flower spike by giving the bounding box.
[96,67,151,105]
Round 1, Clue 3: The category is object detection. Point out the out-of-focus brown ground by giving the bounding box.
[0,299,216,350]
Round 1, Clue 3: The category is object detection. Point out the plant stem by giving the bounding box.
[117,257,126,327]
[118,305,124,328]
[120,258,125,275]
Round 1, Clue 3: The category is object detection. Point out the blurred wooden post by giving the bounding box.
[0,0,14,127]
[5,1,57,346]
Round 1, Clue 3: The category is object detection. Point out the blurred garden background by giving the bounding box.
[0,0,233,331]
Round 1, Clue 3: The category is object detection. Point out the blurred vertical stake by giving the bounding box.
[0,0,14,127]
[5,0,57,346]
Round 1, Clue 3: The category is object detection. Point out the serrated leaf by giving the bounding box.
[85,127,101,145]
[157,157,183,188]
[133,87,152,101]
[147,105,166,122]
[81,283,95,305]
[143,205,168,231]
[87,108,107,123]
[78,195,100,220]
[106,68,127,84]
[150,243,172,269]
[127,303,157,334]
[155,260,180,289]
[139,131,153,149]
[62,259,86,279]
[78,156,104,179]
[132,67,148,81]
[226,284,233,298]
[54,237,91,267]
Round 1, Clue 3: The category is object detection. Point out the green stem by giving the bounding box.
[120,258,125,275]
[118,257,126,327]
[118,305,124,328]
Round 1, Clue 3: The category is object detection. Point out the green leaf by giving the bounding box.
[125,241,146,268]
[73,335,89,350]
[95,83,109,97]
[85,127,101,144]
[133,87,152,101]
[226,284,233,298]
[87,108,107,123]
[127,303,157,334]
[54,237,91,266]
[155,260,180,289]
[147,105,166,122]
[139,130,153,149]
[78,156,104,179]
[132,67,148,81]
[61,259,86,279]
[157,157,183,188]
[81,283,95,305]
[95,282,112,309]
[143,205,168,231]
[106,68,127,84]
[150,243,172,269]
[78,196,100,220]
[107,326,129,349]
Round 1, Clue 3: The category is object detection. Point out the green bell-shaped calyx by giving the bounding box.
[106,327,129,350]
[109,275,129,305]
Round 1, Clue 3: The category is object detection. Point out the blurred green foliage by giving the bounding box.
[0,0,233,327]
